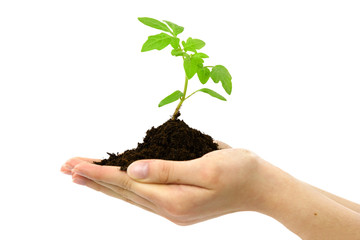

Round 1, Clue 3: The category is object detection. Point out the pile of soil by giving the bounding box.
[95,114,218,171]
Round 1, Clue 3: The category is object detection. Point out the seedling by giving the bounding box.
[139,17,232,120]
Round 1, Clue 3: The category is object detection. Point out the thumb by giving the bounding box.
[127,159,205,186]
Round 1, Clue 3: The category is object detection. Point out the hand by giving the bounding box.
[61,142,267,225]
[61,143,360,238]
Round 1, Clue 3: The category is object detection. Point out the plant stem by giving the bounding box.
[185,89,199,100]
[171,75,189,120]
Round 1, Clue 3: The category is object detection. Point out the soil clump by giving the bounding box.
[95,115,218,171]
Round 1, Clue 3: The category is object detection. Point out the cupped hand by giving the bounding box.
[61,142,266,225]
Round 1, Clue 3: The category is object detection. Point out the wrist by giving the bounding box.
[247,160,311,237]
[250,159,360,239]
[242,158,294,213]
[229,151,288,213]
[251,160,301,217]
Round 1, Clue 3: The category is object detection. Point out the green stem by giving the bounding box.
[171,75,189,120]
[185,89,200,100]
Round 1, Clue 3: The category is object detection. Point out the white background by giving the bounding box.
[1,0,359,239]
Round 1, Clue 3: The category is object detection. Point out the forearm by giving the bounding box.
[309,184,360,214]
[255,161,360,240]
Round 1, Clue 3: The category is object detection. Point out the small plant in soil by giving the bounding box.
[95,17,232,170]
[139,17,232,120]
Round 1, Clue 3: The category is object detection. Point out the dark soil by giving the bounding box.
[95,114,218,171]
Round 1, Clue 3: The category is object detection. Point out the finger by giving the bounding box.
[61,164,72,175]
[93,180,157,211]
[71,160,209,208]
[127,159,211,187]
[72,174,156,214]
[72,173,88,185]
[63,157,100,171]
[72,161,140,192]
[214,140,232,149]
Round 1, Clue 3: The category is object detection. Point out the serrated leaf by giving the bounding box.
[170,37,180,49]
[197,67,211,84]
[158,90,183,107]
[210,65,232,94]
[198,88,227,101]
[184,57,196,79]
[141,33,172,52]
[183,38,205,52]
[191,56,204,67]
[163,20,184,36]
[138,17,171,33]
[184,56,204,79]
[193,52,209,58]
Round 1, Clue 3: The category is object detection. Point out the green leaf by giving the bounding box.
[141,33,172,52]
[158,90,183,107]
[170,37,180,49]
[184,56,204,79]
[198,88,227,101]
[191,56,204,67]
[197,67,211,84]
[193,52,209,59]
[163,20,184,36]
[171,49,186,57]
[138,17,171,33]
[183,38,205,52]
[210,65,232,94]
[184,57,196,79]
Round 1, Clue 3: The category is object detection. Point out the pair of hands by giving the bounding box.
[61,142,267,225]
[61,142,360,239]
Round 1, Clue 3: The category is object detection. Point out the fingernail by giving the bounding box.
[128,162,149,179]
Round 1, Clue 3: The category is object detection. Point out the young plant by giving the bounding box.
[138,17,232,120]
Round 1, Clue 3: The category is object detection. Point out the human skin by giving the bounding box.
[61,143,360,239]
